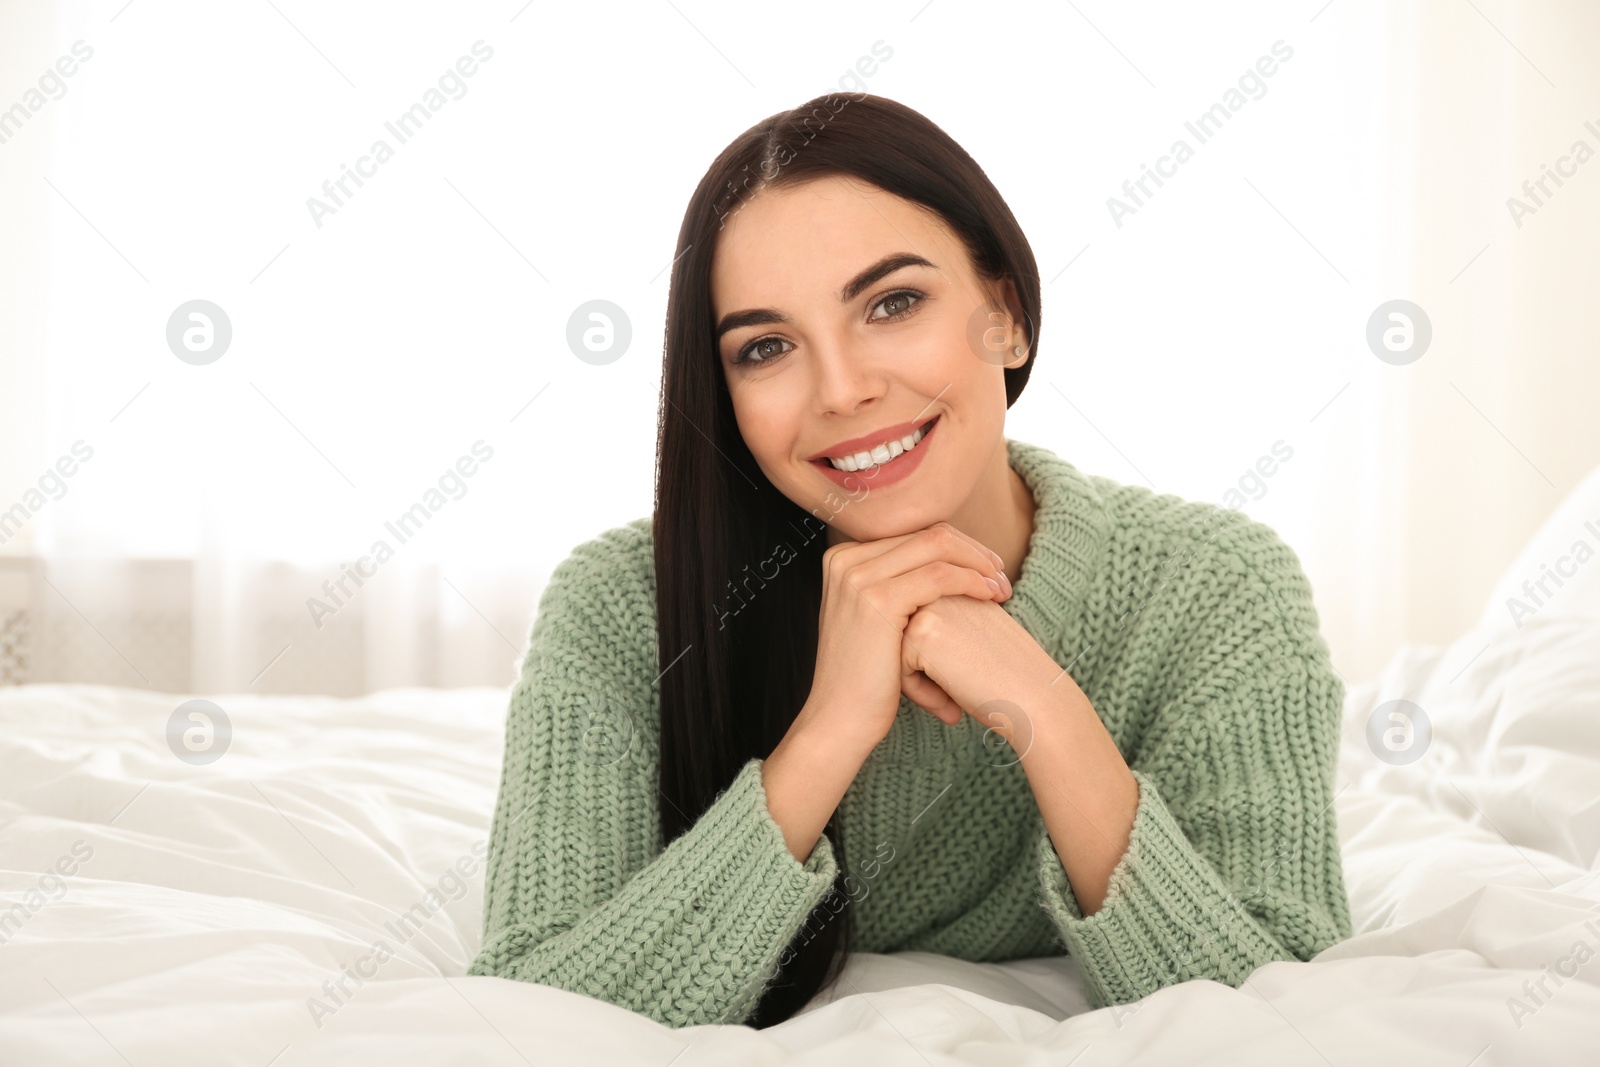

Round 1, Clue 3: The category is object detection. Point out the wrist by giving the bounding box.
[791,697,888,766]
[763,712,870,864]
[1010,680,1083,776]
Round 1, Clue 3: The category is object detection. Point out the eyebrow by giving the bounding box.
[714,252,937,342]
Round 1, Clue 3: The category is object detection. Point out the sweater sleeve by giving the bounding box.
[469,535,841,1028]
[1031,529,1353,1009]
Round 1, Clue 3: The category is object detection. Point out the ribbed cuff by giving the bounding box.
[1033,769,1293,1008]
[470,757,839,1029]
[705,756,839,891]
[476,755,838,1030]
[669,757,841,1024]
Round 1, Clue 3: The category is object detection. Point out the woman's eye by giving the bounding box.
[869,289,924,321]
[732,291,924,366]
[736,336,793,366]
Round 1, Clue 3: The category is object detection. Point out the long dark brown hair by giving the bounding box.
[652,92,1041,1028]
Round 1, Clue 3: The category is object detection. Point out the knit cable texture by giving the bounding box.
[469,437,1354,1026]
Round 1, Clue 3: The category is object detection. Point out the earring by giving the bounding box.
[1012,345,1024,357]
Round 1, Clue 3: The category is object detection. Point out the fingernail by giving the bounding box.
[999,570,1012,595]
[984,577,1000,594]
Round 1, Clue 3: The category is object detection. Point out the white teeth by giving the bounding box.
[828,421,929,472]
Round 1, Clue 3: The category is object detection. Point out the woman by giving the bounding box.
[470,93,1352,1029]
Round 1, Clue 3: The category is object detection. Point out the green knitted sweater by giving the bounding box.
[470,437,1353,1027]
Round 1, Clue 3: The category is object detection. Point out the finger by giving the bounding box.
[840,524,1009,600]
[924,520,1009,581]
[830,521,1006,585]
[903,669,963,726]
[901,633,962,723]
[917,521,1010,594]
[872,560,1002,624]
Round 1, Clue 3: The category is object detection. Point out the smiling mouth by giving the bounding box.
[812,415,940,473]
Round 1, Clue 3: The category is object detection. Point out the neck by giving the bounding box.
[825,436,1038,580]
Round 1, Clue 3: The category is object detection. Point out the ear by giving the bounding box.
[991,277,1032,371]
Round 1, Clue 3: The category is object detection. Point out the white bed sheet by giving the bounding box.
[2,611,1598,1065]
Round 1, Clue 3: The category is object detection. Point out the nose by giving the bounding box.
[810,330,888,418]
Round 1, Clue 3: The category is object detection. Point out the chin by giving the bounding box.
[846,507,946,542]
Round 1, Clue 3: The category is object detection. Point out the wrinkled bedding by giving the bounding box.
[2,608,1597,1065]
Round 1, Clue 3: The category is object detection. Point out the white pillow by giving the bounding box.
[1475,459,1600,634]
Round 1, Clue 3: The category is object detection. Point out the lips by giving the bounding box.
[807,413,940,464]
[810,413,940,489]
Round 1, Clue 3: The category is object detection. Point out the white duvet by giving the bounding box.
[3,614,1599,1064]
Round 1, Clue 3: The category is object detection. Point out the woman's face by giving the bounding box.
[711,173,1028,542]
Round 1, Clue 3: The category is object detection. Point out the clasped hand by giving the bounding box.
[900,590,1069,743]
